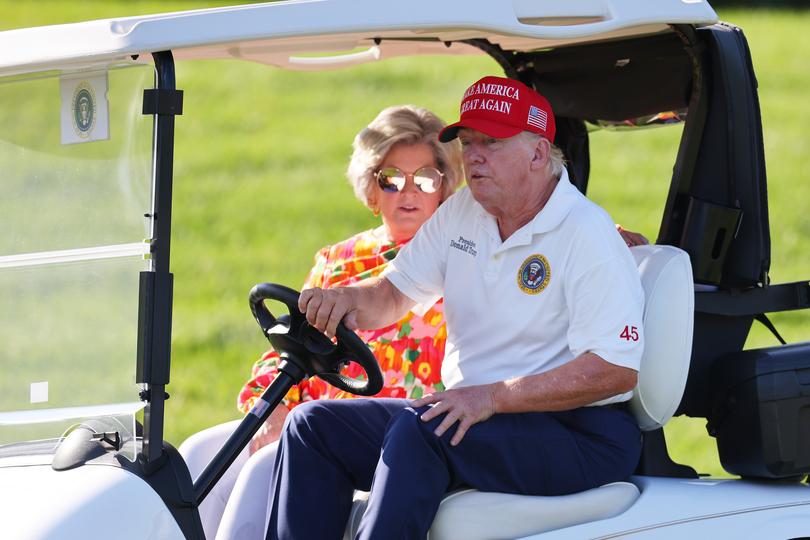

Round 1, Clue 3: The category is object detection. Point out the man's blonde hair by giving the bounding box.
[519,131,566,178]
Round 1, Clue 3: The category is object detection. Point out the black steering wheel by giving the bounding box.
[192,283,384,506]
[249,283,383,396]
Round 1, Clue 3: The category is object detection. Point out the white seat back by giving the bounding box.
[627,245,694,431]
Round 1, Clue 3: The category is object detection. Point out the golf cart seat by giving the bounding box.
[345,244,694,539]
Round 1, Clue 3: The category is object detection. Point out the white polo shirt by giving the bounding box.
[385,169,644,403]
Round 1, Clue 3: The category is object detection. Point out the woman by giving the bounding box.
[180,105,464,540]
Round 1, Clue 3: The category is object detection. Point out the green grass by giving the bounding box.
[2,3,809,479]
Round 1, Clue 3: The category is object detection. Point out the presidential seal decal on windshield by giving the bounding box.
[60,73,109,145]
[72,81,96,138]
[517,254,550,294]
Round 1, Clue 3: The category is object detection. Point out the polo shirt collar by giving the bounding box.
[482,167,579,250]
[528,167,578,235]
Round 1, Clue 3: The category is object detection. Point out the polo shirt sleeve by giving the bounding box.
[563,216,645,372]
[383,191,456,309]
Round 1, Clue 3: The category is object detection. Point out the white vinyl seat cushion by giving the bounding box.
[428,482,639,540]
[344,482,639,540]
[344,245,694,539]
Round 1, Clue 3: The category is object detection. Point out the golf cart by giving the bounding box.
[1,0,810,538]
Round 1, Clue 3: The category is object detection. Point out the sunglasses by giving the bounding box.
[375,166,444,194]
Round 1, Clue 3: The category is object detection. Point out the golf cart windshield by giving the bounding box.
[0,62,154,461]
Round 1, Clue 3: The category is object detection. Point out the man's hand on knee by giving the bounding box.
[412,384,498,446]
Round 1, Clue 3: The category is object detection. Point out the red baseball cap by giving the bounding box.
[439,76,556,143]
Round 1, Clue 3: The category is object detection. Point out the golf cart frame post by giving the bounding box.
[136,50,182,469]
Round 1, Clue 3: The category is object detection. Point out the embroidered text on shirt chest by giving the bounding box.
[449,235,478,257]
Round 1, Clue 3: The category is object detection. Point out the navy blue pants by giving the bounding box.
[265,398,641,540]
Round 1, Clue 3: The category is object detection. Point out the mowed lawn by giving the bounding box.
[3,3,809,477]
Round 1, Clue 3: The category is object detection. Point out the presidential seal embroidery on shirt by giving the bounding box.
[517,254,551,294]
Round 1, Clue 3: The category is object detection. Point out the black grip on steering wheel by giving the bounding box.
[249,283,383,396]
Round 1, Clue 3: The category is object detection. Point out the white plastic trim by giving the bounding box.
[0,401,145,425]
[287,45,380,70]
[0,242,149,269]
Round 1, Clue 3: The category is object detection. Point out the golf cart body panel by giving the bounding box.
[527,476,810,539]
[2,0,810,539]
[432,476,810,539]
[0,458,184,540]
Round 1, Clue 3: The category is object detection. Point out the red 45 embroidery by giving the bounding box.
[620,325,639,342]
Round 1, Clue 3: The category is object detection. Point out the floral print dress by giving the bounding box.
[237,228,446,414]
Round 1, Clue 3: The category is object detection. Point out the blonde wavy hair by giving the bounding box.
[347,105,463,211]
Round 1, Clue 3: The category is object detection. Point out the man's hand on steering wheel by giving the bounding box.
[298,286,360,338]
[250,283,383,396]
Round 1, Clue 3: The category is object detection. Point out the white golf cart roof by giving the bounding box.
[0,0,717,76]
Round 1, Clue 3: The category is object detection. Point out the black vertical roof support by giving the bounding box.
[657,24,709,247]
[137,50,183,470]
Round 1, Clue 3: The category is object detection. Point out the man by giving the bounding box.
[266,76,645,540]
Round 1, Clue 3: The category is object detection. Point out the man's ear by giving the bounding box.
[529,136,551,171]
